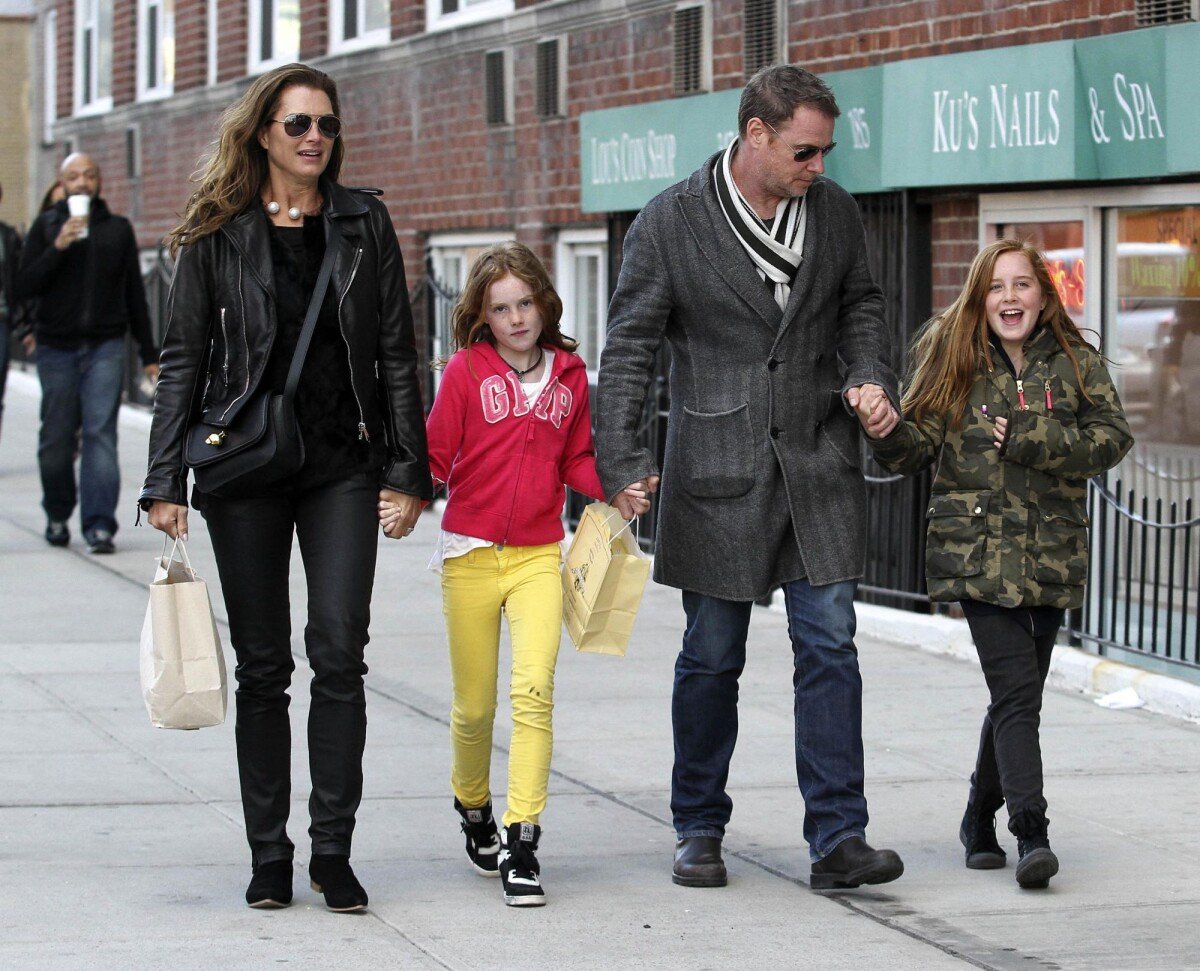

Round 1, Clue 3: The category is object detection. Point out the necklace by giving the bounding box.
[265,198,319,221]
[507,346,543,379]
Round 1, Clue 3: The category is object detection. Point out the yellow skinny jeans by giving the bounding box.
[441,543,563,827]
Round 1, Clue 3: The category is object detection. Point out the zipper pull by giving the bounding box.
[1044,380,1053,412]
[1016,379,1028,411]
[358,422,370,442]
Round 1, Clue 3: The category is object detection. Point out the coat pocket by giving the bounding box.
[925,490,990,579]
[678,404,755,498]
[1032,497,1089,586]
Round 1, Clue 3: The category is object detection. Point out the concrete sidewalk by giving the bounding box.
[2,369,1199,970]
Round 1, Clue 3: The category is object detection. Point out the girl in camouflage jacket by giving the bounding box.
[870,239,1133,890]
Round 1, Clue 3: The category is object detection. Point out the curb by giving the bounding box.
[770,593,1200,724]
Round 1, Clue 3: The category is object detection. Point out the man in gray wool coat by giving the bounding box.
[597,65,905,891]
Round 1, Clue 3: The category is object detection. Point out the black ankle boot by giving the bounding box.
[959,802,1007,870]
[1009,809,1059,889]
[246,859,293,908]
[454,798,501,877]
[309,854,369,912]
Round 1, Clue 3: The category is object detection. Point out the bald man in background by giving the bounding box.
[18,153,159,553]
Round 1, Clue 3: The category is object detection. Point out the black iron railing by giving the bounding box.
[1074,452,1200,672]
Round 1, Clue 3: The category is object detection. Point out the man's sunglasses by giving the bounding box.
[762,119,836,163]
[272,113,343,139]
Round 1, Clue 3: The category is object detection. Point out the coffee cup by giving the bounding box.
[67,194,91,239]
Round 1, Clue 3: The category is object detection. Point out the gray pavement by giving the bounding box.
[2,368,1199,970]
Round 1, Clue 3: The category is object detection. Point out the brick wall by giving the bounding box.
[216,0,247,82]
[299,0,327,59]
[175,0,209,91]
[928,193,980,314]
[54,0,71,121]
[40,0,1150,334]
[796,0,1136,72]
[0,18,33,228]
[112,0,135,104]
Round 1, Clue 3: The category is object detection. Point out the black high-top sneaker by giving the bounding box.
[959,801,1007,870]
[1010,809,1059,889]
[499,821,545,907]
[454,798,501,877]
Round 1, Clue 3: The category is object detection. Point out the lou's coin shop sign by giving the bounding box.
[578,23,1200,213]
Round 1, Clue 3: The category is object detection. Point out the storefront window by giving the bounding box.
[1113,206,1200,447]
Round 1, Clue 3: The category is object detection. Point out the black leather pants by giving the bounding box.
[202,475,379,867]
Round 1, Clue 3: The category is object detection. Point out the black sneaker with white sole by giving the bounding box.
[454,798,500,876]
[499,821,545,907]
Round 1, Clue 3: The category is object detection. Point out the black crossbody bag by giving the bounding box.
[183,238,338,498]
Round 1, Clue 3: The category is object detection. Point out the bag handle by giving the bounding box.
[160,534,195,572]
[282,229,339,402]
[602,507,641,546]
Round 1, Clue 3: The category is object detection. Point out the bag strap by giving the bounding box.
[282,230,339,402]
[160,534,195,571]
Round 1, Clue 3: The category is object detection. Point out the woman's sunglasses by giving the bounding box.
[272,113,342,139]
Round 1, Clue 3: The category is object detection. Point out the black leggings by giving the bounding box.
[962,604,1064,830]
[202,476,379,867]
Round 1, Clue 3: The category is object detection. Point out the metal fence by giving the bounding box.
[1073,445,1200,673]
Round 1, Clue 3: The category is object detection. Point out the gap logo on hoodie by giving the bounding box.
[480,372,573,429]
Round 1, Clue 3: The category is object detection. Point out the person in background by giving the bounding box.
[0,181,30,439]
[18,155,159,553]
[142,63,432,912]
[869,239,1132,888]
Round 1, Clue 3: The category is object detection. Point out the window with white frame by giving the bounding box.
[427,232,514,385]
[330,0,389,52]
[555,230,609,377]
[207,0,218,85]
[138,0,175,99]
[425,0,513,35]
[43,10,57,143]
[75,0,113,114]
[248,0,300,73]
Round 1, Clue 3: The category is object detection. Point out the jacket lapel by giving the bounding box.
[221,207,276,302]
[677,165,782,331]
[776,180,826,338]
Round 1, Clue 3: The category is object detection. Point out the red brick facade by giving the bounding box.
[42,0,1143,313]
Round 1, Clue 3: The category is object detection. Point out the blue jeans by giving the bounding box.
[672,579,868,861]
[36,338,125,536]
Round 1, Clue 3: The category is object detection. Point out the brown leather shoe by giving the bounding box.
[672,836,727,887]
[810,836,903,890]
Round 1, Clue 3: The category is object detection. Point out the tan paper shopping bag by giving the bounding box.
[139,538,228,729]
[562,502,651,655]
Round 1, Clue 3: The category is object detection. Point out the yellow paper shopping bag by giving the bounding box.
[562,502,651,655]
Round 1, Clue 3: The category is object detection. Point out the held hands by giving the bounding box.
[847,383,900,440]
[54,216,87,251]
[147,501,189,541]
[378,489,422,539]
[613,475,659,520]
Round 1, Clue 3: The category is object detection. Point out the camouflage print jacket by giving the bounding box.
[869,327,1133,609]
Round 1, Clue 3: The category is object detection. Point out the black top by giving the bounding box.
[266,217,383,491]
[16,198,157,364]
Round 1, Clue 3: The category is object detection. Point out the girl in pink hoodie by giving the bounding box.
[380,243,646,906]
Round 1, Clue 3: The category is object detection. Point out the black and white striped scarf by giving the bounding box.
[713,139,807,310]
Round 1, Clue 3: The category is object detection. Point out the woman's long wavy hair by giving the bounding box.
[442,242,577,366]
[166,64,343,255]
[901,238,1095,430]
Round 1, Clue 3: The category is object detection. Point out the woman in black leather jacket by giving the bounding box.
[141,63,432,912]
